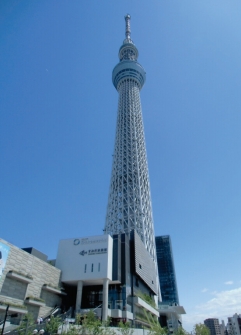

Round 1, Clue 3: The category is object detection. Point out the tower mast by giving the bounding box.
[105,15,157,265]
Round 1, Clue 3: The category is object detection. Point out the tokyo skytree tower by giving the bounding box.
[105,15,157,262]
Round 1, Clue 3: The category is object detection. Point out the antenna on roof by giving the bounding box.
[125,14,131,41]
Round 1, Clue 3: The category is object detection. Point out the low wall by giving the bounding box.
[58,324,150,335]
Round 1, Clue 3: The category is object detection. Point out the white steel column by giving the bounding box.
[75,280,83,314]
[102,278,109,321]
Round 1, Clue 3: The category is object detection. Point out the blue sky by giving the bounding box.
[1,0,241,331]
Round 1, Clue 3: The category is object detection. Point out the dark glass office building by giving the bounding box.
[155,235,179,305]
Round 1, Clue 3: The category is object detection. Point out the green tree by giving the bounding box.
[101,317,116,335]
[17,314,36,335]
[66,325,80,335]
[78,311,102,335]
[46,316,62,335]
[173,326,190,335]
[148,321,167,335]
[118,321,133,335]
[65,313,82,335]
[143,310,167,335]
[193,324,210,335]
[75,313,82,326]
[101,316,111,328]
[65,311,116,335]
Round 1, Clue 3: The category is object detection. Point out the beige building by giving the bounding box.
[0,238,65,322]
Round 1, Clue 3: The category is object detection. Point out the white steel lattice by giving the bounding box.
[104,15,157,263]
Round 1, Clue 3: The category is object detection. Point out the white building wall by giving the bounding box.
[229,314,241,335]
[55,235,113,283]
[220,320,226,335]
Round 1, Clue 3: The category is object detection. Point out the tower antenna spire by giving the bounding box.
[125,14,131,41]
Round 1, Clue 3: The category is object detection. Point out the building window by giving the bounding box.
[139,264,142,269]
[98,263,100,272]
[84,264,87,273]
[91,264,94,272]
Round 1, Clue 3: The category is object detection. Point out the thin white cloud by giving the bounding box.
[201,288,208,293]
[211,290,218,295]
[225,281,234,285]
[182,287,241,332]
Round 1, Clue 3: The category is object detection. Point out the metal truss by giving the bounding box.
[104,15,157,263]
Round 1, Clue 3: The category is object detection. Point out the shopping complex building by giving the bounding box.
[0,232,184,331]
[0,238,63,324]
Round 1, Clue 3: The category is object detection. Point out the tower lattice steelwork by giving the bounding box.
[105,15,157,263]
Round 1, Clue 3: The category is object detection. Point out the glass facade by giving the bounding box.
[155,236,179,305]
[81,285,103,308]
[81,284,127,310]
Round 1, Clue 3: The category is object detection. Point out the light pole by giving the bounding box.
[1,305,9,335]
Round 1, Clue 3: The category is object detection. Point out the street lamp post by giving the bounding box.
[1,305,9,335]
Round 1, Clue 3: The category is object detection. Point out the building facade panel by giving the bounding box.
[0,238,62,321]
[134,231,157,294]
[55,235,113,283]
[155,236,179,305]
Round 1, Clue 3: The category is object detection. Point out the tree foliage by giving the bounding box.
[46,316,62,335]
[173,326,190,335]
[148,322,168,335]
[17,313,35,335]
[82,310,101,335]
[137,292,156,308]
[118,321,133,335]
[66,325,80,335]
[143,310,167,335]
[193,324,210,335]
[75,313,82,326]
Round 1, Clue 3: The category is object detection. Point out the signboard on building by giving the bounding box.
[56,235,113,283]
[0,241,10,281]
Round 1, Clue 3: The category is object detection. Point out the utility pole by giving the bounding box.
[1,305,9,335]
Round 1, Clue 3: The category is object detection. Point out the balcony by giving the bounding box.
[42,284,66,295]
[0,302,27,314]
[25,297,46,307]
[158,304,186,315]
[80,305,133,321]
[132,296,159,317]
[7,271,33,284]
[109,309,133,320]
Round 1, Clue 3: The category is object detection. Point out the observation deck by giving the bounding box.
[112,14,146,90]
